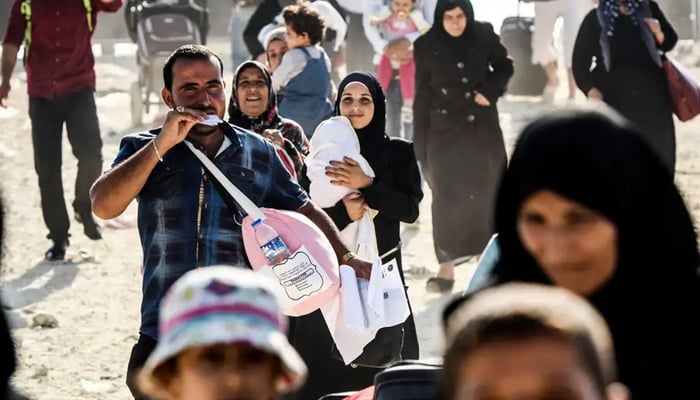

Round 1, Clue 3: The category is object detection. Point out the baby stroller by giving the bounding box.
[125,0,209,126]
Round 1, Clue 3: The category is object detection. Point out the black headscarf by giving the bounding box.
[491,106,700,398]
[430,0,476,47]
[334,72,389,169]
[228,60,283,132]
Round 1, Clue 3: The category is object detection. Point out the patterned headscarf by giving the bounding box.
[228,61,283,132]
[596,0,660,70]
[228,61,310,174]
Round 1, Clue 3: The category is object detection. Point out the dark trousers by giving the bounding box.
[28,88,103,242]
[386,75,413,141]
[126,334,157,400]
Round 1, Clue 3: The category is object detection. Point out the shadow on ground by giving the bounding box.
[2,259,84,310]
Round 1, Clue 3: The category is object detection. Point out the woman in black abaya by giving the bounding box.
[413,0,513,292]
[291,72,423,400]
[572,0,678,173]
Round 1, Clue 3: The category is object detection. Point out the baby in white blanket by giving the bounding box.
[306,116,375,208]
[305,116,377,260]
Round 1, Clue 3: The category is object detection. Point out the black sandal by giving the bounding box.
[426,277,455,293]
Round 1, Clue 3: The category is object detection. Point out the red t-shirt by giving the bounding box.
[2,0,123,99]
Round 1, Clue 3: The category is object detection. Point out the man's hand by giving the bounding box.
[0,81,10,108]
[396,48,414,63]
[346,256,372,279]
[342,192,366,222]
[384,37,412,61]
[156,106,208,153]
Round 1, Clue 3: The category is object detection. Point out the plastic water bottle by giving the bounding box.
[253,219,292,264]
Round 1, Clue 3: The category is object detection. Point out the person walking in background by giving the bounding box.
[572,0,678,173]
[414,0,513,293]
[228,60,309,178]
[263,27,289,73]
[0,0,123,261]
[273,3,334,137]
[526,0,594,103]
[364,0,435,139]
[244,0,296,63]
[482,107,700,399]
[245,0,347,81]
[257,1,348,83]
[370,0,431,126]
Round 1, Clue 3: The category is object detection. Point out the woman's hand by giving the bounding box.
[587,87,604,102]
[474,92,491,107]
[326,156,373,190]
[342,192,367,222]
[645,18,665,45]
[262,129,285,147]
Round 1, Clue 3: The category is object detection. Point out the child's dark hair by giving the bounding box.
[283,4,325,45]
[441,284,617,400]
[163,44,224,91]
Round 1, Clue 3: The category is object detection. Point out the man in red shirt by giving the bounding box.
[1,0,123,261]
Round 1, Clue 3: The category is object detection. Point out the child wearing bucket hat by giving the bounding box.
[137,266,307,400]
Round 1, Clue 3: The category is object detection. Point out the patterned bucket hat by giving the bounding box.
[141,266,307,392]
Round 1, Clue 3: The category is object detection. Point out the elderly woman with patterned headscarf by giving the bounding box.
[572,0,678,174]
[228,60,309,178]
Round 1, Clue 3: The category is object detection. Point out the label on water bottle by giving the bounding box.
[259,245,331,303]
[261,237,289,263]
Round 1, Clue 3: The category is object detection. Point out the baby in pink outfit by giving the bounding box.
[371,0,430,123]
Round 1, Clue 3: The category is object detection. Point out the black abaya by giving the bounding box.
[572,1,678,173]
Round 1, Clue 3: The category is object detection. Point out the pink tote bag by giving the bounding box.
[241,208,340,316]
[184,141,340,316]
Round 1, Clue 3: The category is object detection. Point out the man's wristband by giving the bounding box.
[152,139,164,162]
[341,251,356,265]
